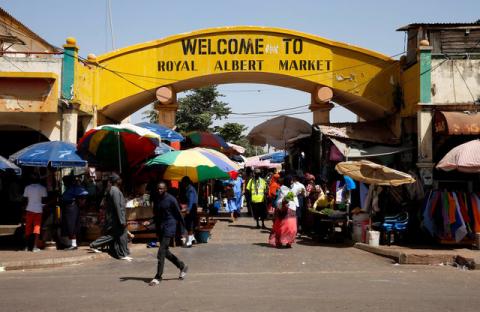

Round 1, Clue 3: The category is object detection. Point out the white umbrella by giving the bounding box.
[436,139,480,173]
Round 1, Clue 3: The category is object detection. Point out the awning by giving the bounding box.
[318,120,399,145]
[330,138,413,159]
[434,111,480,135]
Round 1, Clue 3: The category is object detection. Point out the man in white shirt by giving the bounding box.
[291,176,306,234]
[23,174,47,252]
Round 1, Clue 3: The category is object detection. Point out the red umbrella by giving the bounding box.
[185,131,229,151]
[77,124,160,173]
[436,139,480,173]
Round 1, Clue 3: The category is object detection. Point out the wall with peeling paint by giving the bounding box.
[431,59,480,104]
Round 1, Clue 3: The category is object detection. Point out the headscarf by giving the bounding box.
[268,173,280,198]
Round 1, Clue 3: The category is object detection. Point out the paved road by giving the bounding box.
[1,217,480,312]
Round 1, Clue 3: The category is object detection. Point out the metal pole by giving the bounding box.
[117,131,122,174]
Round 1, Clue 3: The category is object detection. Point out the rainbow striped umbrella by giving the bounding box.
[77,124,160,172]
[145,148,237,182]
[185,131,229,151]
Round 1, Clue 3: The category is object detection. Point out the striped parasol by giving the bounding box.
[145,148,238,182]
[436,139,480,173]
[77,124,160,172]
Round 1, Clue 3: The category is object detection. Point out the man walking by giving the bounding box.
[146,182,188,286]
[89,173,131,261]
[23,173,47,252]
[291,175,306,234]
[246,169,267,229]
[181,176,198,247]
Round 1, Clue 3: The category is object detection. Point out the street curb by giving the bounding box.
[0,243,147,272]
[354,243,402,262]
[0,253,109,271]
[354,243,479,269]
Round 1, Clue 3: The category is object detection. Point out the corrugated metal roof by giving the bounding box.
[434,111,480,135]
[0,7,60,52]
[397,22,480,31]
[329,138,413,159]
[317,120,400,145]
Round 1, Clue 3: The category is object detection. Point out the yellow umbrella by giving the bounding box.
[145,148,237,182]
[191,147,242,171]
[335,160,415,186]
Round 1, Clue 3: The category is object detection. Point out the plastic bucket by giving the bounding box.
[367,230,380,247]
[196,230,210,243]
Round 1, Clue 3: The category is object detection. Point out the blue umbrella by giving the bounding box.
[10,141,87,168]
[260,151,288,163]
[0,155,21,175]
[155,142,175,155]
[135,122,184,142]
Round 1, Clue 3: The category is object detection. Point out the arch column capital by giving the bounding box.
[156,86,177,104]
[310,86,334,124]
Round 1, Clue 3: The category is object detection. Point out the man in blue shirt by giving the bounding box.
[181,176,198,247]
[232,171,244,218]
[145,182,188,286]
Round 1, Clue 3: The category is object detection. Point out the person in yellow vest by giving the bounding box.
[246,169,267,229]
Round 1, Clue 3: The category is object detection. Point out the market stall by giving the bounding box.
[335,160,417,246]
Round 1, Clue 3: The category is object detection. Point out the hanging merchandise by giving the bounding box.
[422,190,480,243]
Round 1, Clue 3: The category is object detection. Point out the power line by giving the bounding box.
[1,56,24,71]
[234,57,449,118]
[231,104,309,115]
[0,20,62,51]
[106,0,115,50]
[227,110,312,119]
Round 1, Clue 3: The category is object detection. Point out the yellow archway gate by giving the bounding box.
[77,26,400,126]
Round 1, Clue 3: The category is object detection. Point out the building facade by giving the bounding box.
[398,23,480,187]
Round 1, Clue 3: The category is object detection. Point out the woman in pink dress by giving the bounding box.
[269,180,297,248]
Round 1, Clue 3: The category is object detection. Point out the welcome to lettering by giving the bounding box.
[182,38,265,55]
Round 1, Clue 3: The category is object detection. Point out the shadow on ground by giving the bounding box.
[228,224,260,230]
[119,277,179,284]
[252,242,275,248]
[295,235,355,248]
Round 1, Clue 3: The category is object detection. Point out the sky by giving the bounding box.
[1,0,479,132]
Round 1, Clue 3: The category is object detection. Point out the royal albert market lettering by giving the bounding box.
[157,37,332,73]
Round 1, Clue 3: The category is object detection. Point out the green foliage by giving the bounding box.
[141,85,261,157]
[214,122,247,142]
[234,137,260,157]
[175,86,231,132]
[142,103,158,123]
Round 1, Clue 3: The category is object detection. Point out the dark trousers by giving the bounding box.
[90,234,113,248]
[251,202,267,222]
[155,235,185,280]
[90,228,129,259]
[296,195,305,232]
[185,206,197,232]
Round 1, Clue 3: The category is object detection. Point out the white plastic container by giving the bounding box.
[352,213,369,243]
[367,230,380,247]
[352,221,366,242]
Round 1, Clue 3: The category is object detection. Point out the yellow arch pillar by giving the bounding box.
[154,86,177,128]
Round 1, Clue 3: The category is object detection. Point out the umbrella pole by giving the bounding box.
[117,131,122,174]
